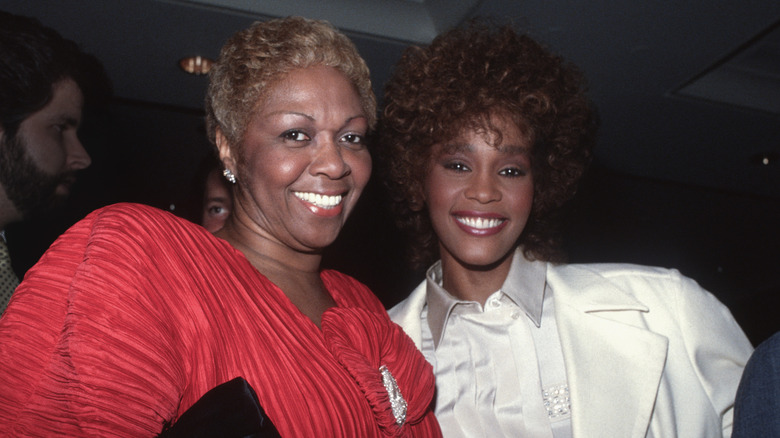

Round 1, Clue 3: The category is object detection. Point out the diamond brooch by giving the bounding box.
[379,365,407,426]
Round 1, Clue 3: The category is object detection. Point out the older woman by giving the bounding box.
[0,17,440,437]
[381,22,752,437]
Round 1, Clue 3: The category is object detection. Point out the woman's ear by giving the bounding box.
[215,128,237,174]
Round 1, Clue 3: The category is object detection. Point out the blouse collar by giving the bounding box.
[425,247,548,348]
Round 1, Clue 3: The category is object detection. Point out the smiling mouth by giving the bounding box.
[293,191,343,209]
[455,216,506,230]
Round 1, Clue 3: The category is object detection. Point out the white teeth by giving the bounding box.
[293,191,342,209]
[456,216,504,230]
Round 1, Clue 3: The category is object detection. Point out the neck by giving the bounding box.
[216,216,322,277]
[216,214,335,327]
[440,251,516,306]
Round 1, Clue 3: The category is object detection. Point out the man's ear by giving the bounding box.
[215,128,236,174]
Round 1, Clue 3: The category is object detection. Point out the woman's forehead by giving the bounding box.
[441,115,531,148]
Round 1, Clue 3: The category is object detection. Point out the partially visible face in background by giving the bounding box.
[201,168,233,233]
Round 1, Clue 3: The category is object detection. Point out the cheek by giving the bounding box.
[21,131,65,172]
[274,160,300,180]
[348,151,372,191]
[422,173,454,211]
[514,184,535,217]
[243,149,302,187]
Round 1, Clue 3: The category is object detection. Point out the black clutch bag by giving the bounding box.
[159,377,281,438]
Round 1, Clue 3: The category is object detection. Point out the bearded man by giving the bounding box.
[0,11,109,313]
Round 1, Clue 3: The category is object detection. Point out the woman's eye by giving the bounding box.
[207,205,229,216]
[281,130,309,141]
[339,133,366,150]
[499,167,527,177]
[444,161,469,172]
[340,133,365,145]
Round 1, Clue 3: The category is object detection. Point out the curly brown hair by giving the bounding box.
[380,21,597,270]
[205,16,376,149]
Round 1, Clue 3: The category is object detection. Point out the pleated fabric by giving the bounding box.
[0,203,441,437]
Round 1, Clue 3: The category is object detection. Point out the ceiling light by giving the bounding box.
[179,55,213,75]
[750,152,779,166]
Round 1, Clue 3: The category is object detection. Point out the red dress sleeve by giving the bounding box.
[0,206,183,436]
[320,271,442,437]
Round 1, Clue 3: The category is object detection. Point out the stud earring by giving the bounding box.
[223,168,237,184]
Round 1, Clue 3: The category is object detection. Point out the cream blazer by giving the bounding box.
[389,263,753,438]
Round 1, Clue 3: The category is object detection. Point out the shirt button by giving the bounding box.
[490,299,500,308]
[511,310,520,319]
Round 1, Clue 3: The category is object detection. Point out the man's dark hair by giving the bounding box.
[0,11,111,139]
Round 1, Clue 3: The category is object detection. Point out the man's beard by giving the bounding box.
[0,133,74,219]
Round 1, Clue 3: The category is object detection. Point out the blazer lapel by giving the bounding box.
[549,265,669,438]
[388,281,427,349]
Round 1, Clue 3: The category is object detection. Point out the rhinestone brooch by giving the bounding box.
[379,365,407,426]
[542,383,571,419]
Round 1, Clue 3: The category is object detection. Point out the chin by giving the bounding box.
[454,248,517,271]
[54,184,72,198]
[300,233,341,253]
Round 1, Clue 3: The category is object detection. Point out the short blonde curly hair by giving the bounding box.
[205,16,376,147]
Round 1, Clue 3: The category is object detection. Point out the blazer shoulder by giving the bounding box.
[548,262,711,311]
[552,262,691,289]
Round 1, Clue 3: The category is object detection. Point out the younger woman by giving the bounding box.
[382,22,752,438]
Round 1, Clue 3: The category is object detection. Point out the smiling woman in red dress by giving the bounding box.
[0,17,441,437]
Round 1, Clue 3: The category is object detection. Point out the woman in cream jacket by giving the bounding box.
[380,21,752,437]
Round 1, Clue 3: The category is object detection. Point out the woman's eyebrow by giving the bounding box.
[440,142,472,154]
[267,110,314,121]
[496,144,531,154]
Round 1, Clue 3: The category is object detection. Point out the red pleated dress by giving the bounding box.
[0,203,441,437]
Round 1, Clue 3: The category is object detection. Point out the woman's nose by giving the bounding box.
[464,172,501,203]
[310,139,350,179]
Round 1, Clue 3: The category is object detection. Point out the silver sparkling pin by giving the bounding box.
[379,365,407,426]
[542,383,571,419]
